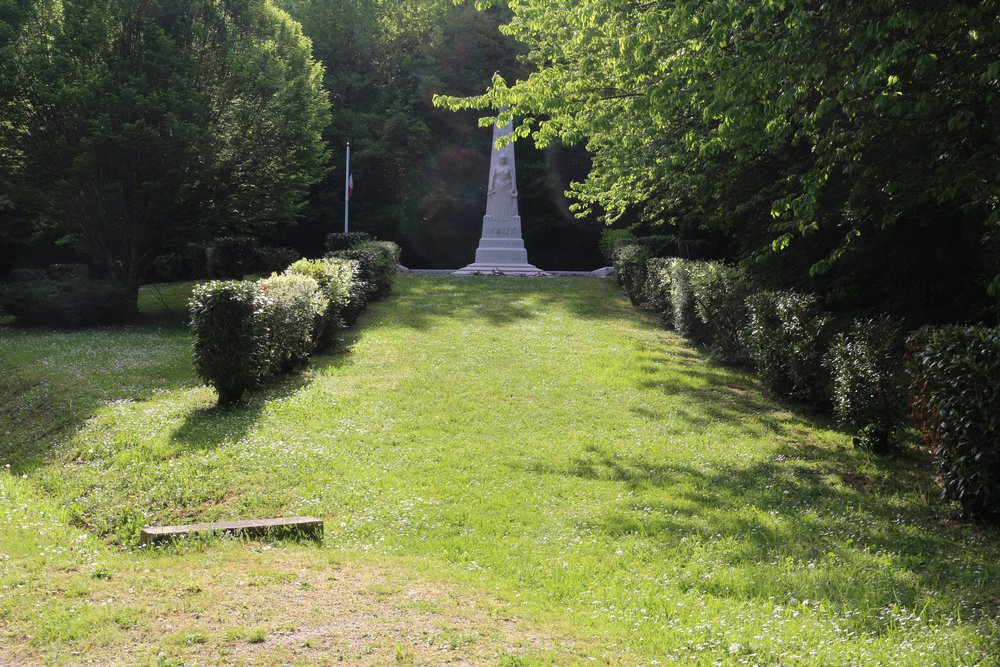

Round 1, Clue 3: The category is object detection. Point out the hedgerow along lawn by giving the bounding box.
[1,276,997,665]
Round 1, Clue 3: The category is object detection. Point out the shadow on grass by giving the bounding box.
[386,275,631,330]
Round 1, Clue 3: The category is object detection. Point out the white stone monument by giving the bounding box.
[453,116,546,276]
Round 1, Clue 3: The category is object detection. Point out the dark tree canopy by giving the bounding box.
[0,0,330,298]
[439,0,1000,321]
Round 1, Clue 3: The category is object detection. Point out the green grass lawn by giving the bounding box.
[1,276,998,665]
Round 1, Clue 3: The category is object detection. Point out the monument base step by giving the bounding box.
[452,263,549,276]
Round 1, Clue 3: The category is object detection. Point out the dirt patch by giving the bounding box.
[6,546,584,665]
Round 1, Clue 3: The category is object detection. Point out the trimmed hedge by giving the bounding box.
[189,280,268,405]
[0,279,134,327]
[908,326,1000,523]
[328,240,400,301]
[259,274,327,373]
[642,257,677,326]
[826,317,908,453]
[669,259,708,341]
[688,261,752,363]
[612,242,650,306]
[744,291,830,405]
[190,249,395,405]
[325,231,373,253]
[286,257,357,345]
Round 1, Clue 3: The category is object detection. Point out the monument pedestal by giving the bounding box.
[454,117,546,276]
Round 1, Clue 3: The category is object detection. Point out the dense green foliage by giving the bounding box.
[688,261,753,363]
[189,246,395,404]
[0,0,330,299]
[189,281,269,405]
[441,0,1000,321]
[641,257,676,326]
[827,317,908,454]
[909,326,1000,523]
[744,291,830,405]
[610,242,650,306]
[669,260,704,342]
[259,273,328,374]
[286,257,357,342]
[328,240,400,301]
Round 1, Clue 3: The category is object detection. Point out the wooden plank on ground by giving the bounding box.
[139,517,323,546]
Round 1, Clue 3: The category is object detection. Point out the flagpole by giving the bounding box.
[344,142,350,234]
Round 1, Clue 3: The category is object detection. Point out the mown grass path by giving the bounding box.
[1,276,998,664]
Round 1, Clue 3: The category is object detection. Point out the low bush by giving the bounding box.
[612,242,650,306]
[190,252,382,404]
[0,279,134,327]
[47,263,90,281]
[329,240,400,301]
[286,257,357,344]
[207,237,260,279]
[669,259,710,342]
[826,317,908,453]
[641,258,678,326]
[259,273,327,373]
[325,231,373,253]
[189,281,268,405]
[744,291,831,405]
[688,261,752,362]
[257,246,301,275]
[908,326,1000,523]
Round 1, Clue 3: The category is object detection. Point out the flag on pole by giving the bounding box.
[344,143,351,233]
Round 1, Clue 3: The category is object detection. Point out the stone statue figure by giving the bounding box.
[488,155,518,222]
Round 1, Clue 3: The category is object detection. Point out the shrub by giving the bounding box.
[47,263,90,281]
[259,273,327,373]
[599,228,635,262]
[329,240,400,301]
[0,279,133,327]
[190,281,269,405]
[257,246,301,275]
[612,242,650,306]
[908,326,1000,523]
[286,257,356,345]
[207,237,260,279]
[826,317,908,453]
[641,258,678,326]
[150,254,185,283]
[688,261,752,362]
[324,231,373,253]
[744,291,831,405]
[11,268,46,282]
[668,259,709,341]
